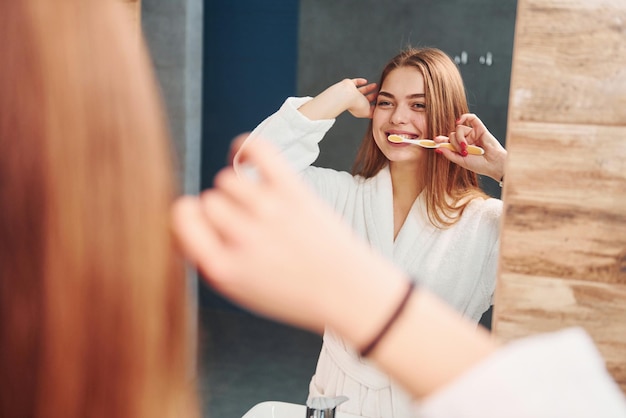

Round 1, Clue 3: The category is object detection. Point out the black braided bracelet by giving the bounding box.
[360,281,416,357]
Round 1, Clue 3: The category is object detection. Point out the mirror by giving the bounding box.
[198,1,517,416]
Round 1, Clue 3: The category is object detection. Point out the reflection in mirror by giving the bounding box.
[200,1,517,416]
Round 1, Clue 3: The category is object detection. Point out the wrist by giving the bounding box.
[491,150,507,185]
[328,261,411,352]
[298,80,355,121]
[359,281,416,357]
[369,289,499,398]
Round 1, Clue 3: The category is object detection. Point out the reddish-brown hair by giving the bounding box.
[352,47,487,227]
[0,2,198,417]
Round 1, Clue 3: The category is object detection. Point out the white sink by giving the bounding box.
[241,401,363,418]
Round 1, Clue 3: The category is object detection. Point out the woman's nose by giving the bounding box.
[390,105,410,124]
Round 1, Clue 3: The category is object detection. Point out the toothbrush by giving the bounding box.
[388,135,485,156]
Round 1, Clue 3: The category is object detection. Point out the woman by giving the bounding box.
[0,2,198,417]
[235,47,507,417]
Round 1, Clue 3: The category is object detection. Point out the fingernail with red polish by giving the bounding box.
[460,142,467,150]
[461,150,468,157]
[435,149,443,154]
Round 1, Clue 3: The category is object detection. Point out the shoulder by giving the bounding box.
[465,197,502,220]
[453,197,502,237]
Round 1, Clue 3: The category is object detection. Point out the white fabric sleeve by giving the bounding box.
[234,97,335,175]
[416,327,626,418]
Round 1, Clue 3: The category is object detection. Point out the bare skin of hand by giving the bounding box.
[298,78,378,121]
[434,113,507,182]
[172,135,407,343]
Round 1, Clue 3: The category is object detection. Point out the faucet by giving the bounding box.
[306,396,348,418]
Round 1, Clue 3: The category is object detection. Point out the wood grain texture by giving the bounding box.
[496,275,626,390]
[502,122,626,284]
[509,0,626,125]
[493,0,626,394]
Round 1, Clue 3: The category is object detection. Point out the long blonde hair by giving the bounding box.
[0,2,198,417]
[352,47,487,227]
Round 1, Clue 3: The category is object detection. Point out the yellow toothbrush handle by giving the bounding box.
[438,142,484,155]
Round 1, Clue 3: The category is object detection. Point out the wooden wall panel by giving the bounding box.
[503,122,626,284]
[493,0,626,394]
[508,0,626,125]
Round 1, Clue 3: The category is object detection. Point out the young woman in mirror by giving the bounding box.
[234,47,508,417]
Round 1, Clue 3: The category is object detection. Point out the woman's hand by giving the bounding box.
[347,78,378,118]
[298,78,378,121]
[172,135,407,341]
[434,113,507,182]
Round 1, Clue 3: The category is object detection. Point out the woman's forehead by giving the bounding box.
[380,67,425,95]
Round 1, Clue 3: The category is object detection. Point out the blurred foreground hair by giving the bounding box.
[0,1,198,417]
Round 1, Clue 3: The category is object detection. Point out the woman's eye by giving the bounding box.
[376,100,392,107]
[412,103,426,110]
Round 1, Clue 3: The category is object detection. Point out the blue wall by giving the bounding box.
[202,0,299,309]
[203,0,299,183]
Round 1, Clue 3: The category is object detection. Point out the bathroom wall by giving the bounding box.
[493,0,626,394]
[200,0,301,310]
[141,0,203,197]
[201,0,300,184]
[140,0,204,374]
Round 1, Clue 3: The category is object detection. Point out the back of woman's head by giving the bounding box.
[0,2,198,417]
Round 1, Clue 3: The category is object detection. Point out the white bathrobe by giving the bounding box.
[237,97,503,418]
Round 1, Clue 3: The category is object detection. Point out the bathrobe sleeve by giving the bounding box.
[235,97,332,172]
[415,328,626,418]
[234,96,360,206]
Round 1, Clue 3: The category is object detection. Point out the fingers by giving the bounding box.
[455,113,482,147]
[434,146,466,166]
[171,196,226,278]
[357,82,378,94]
[447,131,469,156]
[227,133,249,165]
[352,77,369,86]
[456,113,482,128]
[357,82,378,108]
[199,178,255,247]
[234,138,299,191]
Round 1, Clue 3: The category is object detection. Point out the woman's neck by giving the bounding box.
[390,162,425,203]
[389,162,426,239]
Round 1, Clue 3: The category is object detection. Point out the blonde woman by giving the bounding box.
[234,47,507,417]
